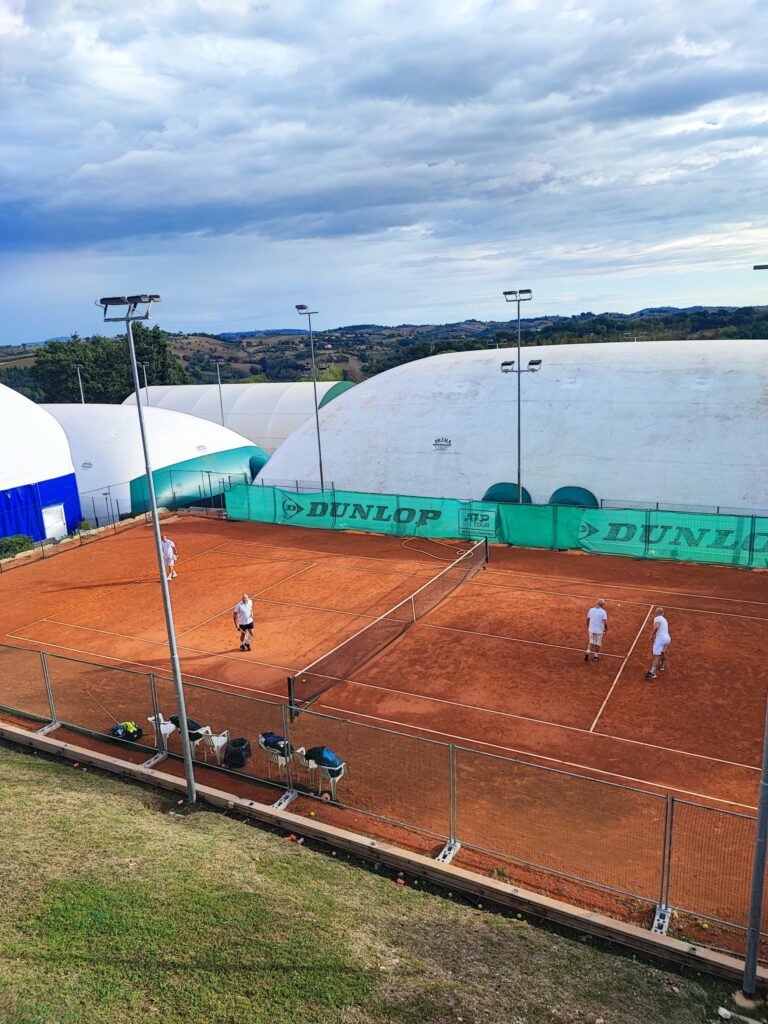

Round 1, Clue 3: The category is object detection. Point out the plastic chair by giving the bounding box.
[147,713,176,750]
[258,734,292,780]
[200,729,230,766]
[191,725,213,759]
[295,746,318,788]
[318,762,347,802]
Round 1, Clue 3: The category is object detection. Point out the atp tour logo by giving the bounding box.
[433,437,452,451]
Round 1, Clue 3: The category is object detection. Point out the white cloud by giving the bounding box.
[0,0,767,343]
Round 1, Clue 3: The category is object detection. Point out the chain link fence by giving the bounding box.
[0,640,763,951]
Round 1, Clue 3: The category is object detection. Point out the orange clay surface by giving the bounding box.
[2,514,768,934]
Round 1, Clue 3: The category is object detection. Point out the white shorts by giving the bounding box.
[589,632,604,647]
[164,555,176,567]
[653,638,670,657]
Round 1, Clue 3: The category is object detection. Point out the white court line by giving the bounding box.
[175,562,317,638]
[421,621,625,658]
[3,633,291,694]
[470,576,768,623]
[482,565,768,609]
[331,673,759,773]
[589,604,654,733]
[3,539,231,641]
[8,620,297,676]
[316,699,758,811]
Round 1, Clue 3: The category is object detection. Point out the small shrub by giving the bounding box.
[77,519,92,532]
[0,534,35,559]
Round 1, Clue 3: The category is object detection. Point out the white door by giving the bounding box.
[42,504,68,540]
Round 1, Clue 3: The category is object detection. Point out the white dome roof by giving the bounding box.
[0,384,75,489]
[123,381,354,455]
[263,339,768,510]
[42,403,259,495]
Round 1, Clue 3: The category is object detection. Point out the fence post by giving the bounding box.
[643,508,651,558]
[449,743,458,846]
[149,673,162,751]
[40,650,57,726]
[659,794,674,911]
[552,503,558,550]
[281,703,295,791]
[743,697,768,995]
[747,515,757,569]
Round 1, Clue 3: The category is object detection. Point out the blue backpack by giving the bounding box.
[305,745,342,769]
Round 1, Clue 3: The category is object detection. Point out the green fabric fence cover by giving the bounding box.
[226,484,768,569]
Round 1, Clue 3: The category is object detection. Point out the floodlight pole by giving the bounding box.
[73,364,85,404]
[295,304,325,491]
[214,359,225,426]
[95,295,196,804]
[743,262,768,996]
[139,362,150,406]
[503,289,533,503]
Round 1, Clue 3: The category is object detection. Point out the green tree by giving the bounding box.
[31,326,190,403]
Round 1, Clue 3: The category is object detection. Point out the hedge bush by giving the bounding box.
[0,534,35,559]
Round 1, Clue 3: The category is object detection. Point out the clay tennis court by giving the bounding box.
[2,513,768,939]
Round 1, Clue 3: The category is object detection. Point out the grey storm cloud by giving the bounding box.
[0,0,767,342]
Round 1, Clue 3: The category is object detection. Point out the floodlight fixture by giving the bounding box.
[754,264,768,270]
[500,361,515,373]
[96,295,161,322]
[528,359,542,371]
[295,303,325,490]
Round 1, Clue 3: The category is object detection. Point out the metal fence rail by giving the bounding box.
[0,640,763,953]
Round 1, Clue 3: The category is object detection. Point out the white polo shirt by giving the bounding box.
[653,615,670,642]
[162,539,176,563]
[587,606,608,634]
[234,599,253,626]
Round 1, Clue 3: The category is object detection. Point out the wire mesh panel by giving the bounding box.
[287,708,452,839]
[154,677,287,782]
[666,799,756,929]
[45,653,157,751]
[455,747,667,902]
[289,539,487,712]
[0,644,51,721]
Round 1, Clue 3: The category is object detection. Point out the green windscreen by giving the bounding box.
[226,484,768,569]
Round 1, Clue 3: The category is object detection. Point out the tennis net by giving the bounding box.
[287,538,489,717]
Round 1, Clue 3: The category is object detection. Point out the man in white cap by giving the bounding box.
[645,606,671,679]
[584,598,608,662]
[233,593,254,652]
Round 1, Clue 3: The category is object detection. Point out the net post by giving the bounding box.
[287,675,298,723]
[39,650,57,726]
[483,537,490,564]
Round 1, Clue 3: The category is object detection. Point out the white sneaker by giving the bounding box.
[171,572,177,578]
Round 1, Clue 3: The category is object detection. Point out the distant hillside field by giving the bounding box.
[1,305,767,401]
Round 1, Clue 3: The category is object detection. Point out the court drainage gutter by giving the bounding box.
[0,718,764,991]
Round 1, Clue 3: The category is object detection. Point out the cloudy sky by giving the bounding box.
[1,0,767,344]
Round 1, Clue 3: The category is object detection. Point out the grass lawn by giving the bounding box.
[0,741,745,1024]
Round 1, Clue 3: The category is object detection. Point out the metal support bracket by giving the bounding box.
[435,840,461,865]
[272,789,298,810]
[142,751,169,769]
[36,721,60,736]
[652,903,671,935]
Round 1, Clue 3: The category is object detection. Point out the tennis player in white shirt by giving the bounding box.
[161,536,178,580]
[645,607,671,679]
[233,593,254,652]
[585,599,608,662]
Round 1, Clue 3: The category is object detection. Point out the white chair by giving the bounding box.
[317,762,347,802]
[258,734,292,780]
[147,713,176,751]
[295,746,318,788]
[200,729,230,766]
[191,725,213,760]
